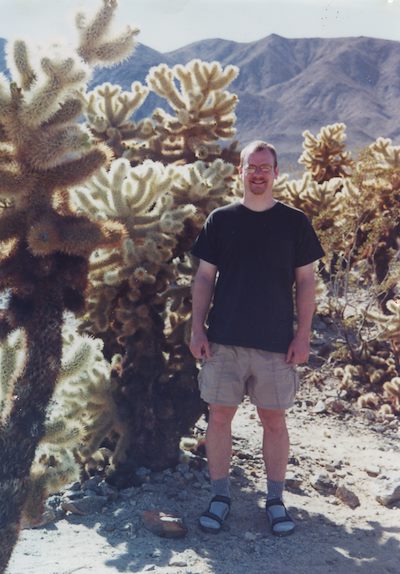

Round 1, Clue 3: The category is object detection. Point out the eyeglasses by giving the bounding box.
[244,164,274,174]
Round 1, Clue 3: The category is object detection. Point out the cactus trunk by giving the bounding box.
[109,326,203,487]
[0,280,63,573]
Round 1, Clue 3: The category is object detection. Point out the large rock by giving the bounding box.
[335,485,361,509]
[142,510,188,538]
[310,472,337,495]
[61,495,108,515]
[375,475,400,507]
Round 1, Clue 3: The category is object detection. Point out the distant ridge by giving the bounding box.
[1,34,399,172]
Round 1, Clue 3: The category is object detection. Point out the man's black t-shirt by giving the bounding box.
[191,201,325,353]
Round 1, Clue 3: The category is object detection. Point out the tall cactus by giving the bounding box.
[0,1,137,569]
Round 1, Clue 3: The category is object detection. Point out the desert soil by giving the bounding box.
[7,371,400,574]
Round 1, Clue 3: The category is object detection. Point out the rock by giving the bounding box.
[83,476,102,491]
[313,400,327,414]
[365,465,381,478]
[62,490,83,501]
[99,481,118,499]
[61,495,108,515]
[285,472,303,489]
[335,470,346,478]
[363,410,376,421]
[169,557,188,567]
[326,459,343,472]
[329,399,347,414]
[372,424,387,433]
[310,472,337,494]
[244,531,257,541]
[142,510,188,538]
[235,450,254,460]
[375,475,400,507]
[335,485,361,509]
[47,494,63,509]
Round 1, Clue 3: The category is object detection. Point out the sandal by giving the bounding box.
[199,495,231,533]
[266,498,295,537]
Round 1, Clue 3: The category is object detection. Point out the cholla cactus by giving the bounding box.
[349,138,400,296]
[383,377,400,410]
[76,0,139,66]
[0,325,116,526]
[277,125,400,415]
[72,155,235,476]
[0,1,137,568]
[73,157,234,340]
[275,173,344,245]
[298,123,353,183]
[83,59,240,166]
[368,299,400,364]
[82,81,151,158]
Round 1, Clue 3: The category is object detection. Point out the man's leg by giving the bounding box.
[199,404,237,532]
[257,407,295,536]
[206,404,238,479]
[257,407,289,482]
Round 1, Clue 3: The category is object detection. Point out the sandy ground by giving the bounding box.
[7,375,400,574]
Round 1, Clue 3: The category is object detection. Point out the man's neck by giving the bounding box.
[242,195,277,212]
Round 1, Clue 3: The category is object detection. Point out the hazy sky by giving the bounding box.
[0,0,399,51]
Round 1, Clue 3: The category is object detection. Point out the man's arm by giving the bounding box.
[286,262,316,365]
[190,259,217,359]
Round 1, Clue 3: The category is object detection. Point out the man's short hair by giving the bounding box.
[240,140,278,168]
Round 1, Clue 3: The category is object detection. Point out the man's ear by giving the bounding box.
[238,164,243,176]
[274,165,279,177]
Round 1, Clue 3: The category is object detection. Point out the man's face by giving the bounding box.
[239,149,278,197]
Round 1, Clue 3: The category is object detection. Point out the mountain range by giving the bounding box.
[1,34,399,172]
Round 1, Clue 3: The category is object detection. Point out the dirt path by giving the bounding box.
[7,376,400,574]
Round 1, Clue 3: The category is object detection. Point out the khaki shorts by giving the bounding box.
[198,343,299,410]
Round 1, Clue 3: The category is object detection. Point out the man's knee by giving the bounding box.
[208,404,237,427]
[257,408,287,433]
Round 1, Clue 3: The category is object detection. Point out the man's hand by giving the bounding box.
[286,334,310,365]
[190,330,212,359]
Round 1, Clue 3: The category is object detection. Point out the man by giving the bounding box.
[189,140,324,536]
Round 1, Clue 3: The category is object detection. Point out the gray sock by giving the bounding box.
[211,476,230,498]
[267,479,284,501]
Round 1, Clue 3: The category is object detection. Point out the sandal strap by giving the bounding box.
[265,497,284,509]
[200,510,224,526]
[266,498,294,528]
[210,495,231,508]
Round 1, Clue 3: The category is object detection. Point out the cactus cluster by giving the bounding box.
[72,157,234,343]
[83,59,240,166]
[0,0,139,568]
[298,123,353,183]
[279,123,400,415]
